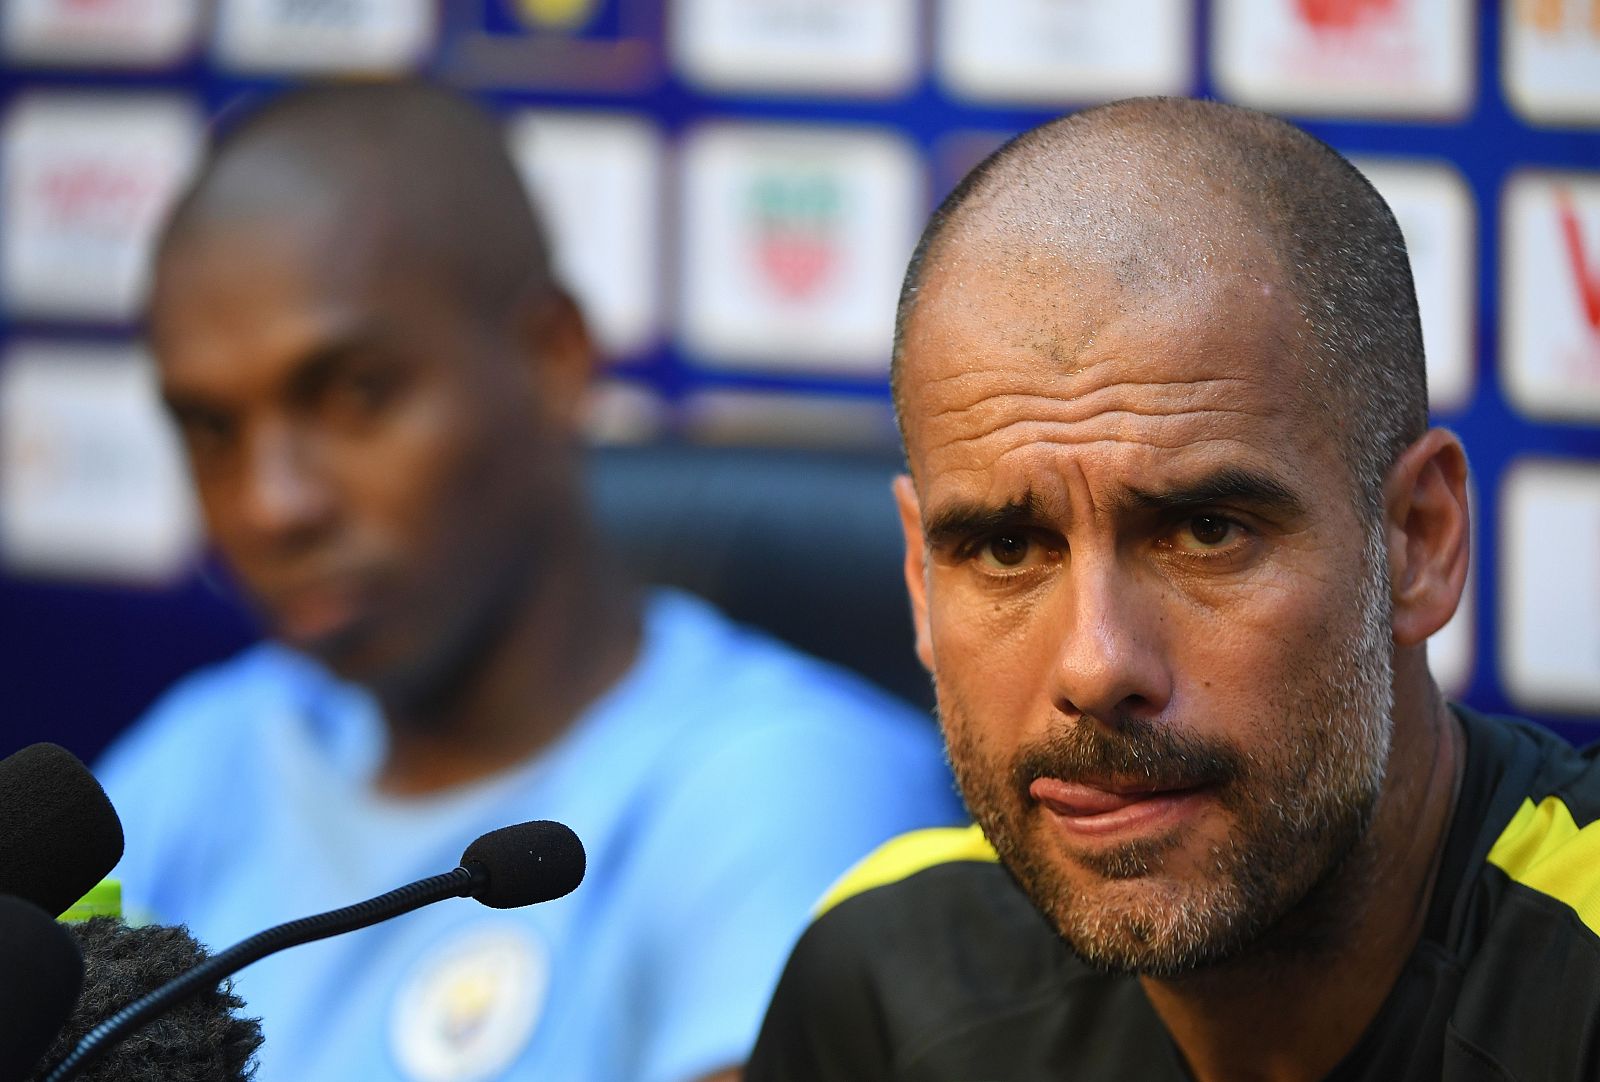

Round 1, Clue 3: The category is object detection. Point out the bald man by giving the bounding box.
[747,98,1600,1081]
[96,83,962,1082]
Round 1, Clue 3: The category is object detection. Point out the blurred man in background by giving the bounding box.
[98,82,961,1082]
[749,97,1600,1080]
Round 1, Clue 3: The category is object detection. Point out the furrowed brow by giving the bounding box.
[922,491,1048,548]
[1119,466,1307,519]
[286,334,379,401]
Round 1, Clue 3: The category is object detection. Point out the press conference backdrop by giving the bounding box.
[1,0,1597,760]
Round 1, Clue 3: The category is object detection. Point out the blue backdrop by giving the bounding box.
[2,0,1597,761]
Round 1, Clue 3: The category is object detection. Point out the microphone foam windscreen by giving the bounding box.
[461,820,585,909]
[0,894,84,1080]
[0,743,125,917]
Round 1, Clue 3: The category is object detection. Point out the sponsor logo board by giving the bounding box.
[1503,0,1600,127]
[671,0,917,95]
[1501,171,1600,422]
[506,111,662,360]
[434,0,658,92]
[1213,0,1474,118]
[0,342,199,582]
[938,0,1193,104]
[4,0,201,67]
[1500,460,1600,713]
[1353,158,1477,414]
[1,93,201,321]
[213,0,434,74]
[510,0,602,30]
[678,123,922,375]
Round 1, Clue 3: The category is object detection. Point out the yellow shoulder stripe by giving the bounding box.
[815,824,998,918]
[1487,795,1600,937]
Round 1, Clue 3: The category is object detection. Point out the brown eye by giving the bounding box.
[172,406,238,463]
[984,533,1031,568]
[1190,516,1231,546]
[330,367,401,418]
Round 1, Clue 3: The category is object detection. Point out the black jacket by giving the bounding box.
[749,707,1600,1081]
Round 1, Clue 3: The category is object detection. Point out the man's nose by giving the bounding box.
[235,424,336,546]
[1048,561,1173,723]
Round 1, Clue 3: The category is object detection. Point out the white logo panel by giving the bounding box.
[390,924,548,1082]
[1501,172,1600,422]
[506,111,663,360]
[678,123,922,375]
[671,0,918,95]
[937,0,1194,105]
[1503,0,1600,127]
[213,0,434,74]
[1212,0,1474,118]
[0,342,199,582]
[1499,461,1600,713]
[1352,158,1477,414]
[1,93,201,322]
[4,0,202,67]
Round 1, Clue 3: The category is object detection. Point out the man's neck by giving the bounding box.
[1140,685,1466,1082]
[372,545,642,797]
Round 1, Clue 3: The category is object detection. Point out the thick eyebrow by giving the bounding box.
[1117,465,1308,520]
[922,490,1050,548]
[158,326,389,417]
[285,331,392,402]
[919,467,1308,548]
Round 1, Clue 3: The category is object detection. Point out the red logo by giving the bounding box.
[749,173,842,301]
[36,160,162,230]
[1519,0,1600,37]
[1557,189,1600,338]
[1295,0,1400,31]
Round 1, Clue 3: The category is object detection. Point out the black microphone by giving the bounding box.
[43,820,585,1082]
[0,744,124,918]
[0,895,84,1082]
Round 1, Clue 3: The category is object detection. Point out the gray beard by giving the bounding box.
[942,517,1397,977]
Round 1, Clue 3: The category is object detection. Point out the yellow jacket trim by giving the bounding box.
[816,824,998,918]
[1487,795,1600,937]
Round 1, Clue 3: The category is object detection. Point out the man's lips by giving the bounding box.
[268,578,372,646]
[1029,776,1212,838]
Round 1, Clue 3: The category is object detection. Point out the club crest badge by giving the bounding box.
[390,924,548,1082]
[748,171,843,301]
[514,0,598,30]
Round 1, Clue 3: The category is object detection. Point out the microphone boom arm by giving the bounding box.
[42,864,486,1082]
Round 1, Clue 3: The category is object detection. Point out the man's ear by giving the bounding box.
[894,475,935,672]
[1383,428,1470,648]
[516,289,595,433]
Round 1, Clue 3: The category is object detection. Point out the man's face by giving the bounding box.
[150,216,561,700]
[896,240,1396,976]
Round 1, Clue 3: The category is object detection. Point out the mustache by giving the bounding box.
[1010,713,1245,796]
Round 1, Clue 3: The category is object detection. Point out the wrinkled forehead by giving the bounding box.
[896,232,1328,490]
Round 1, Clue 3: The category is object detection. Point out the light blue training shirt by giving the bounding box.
[98,589,962,1082]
